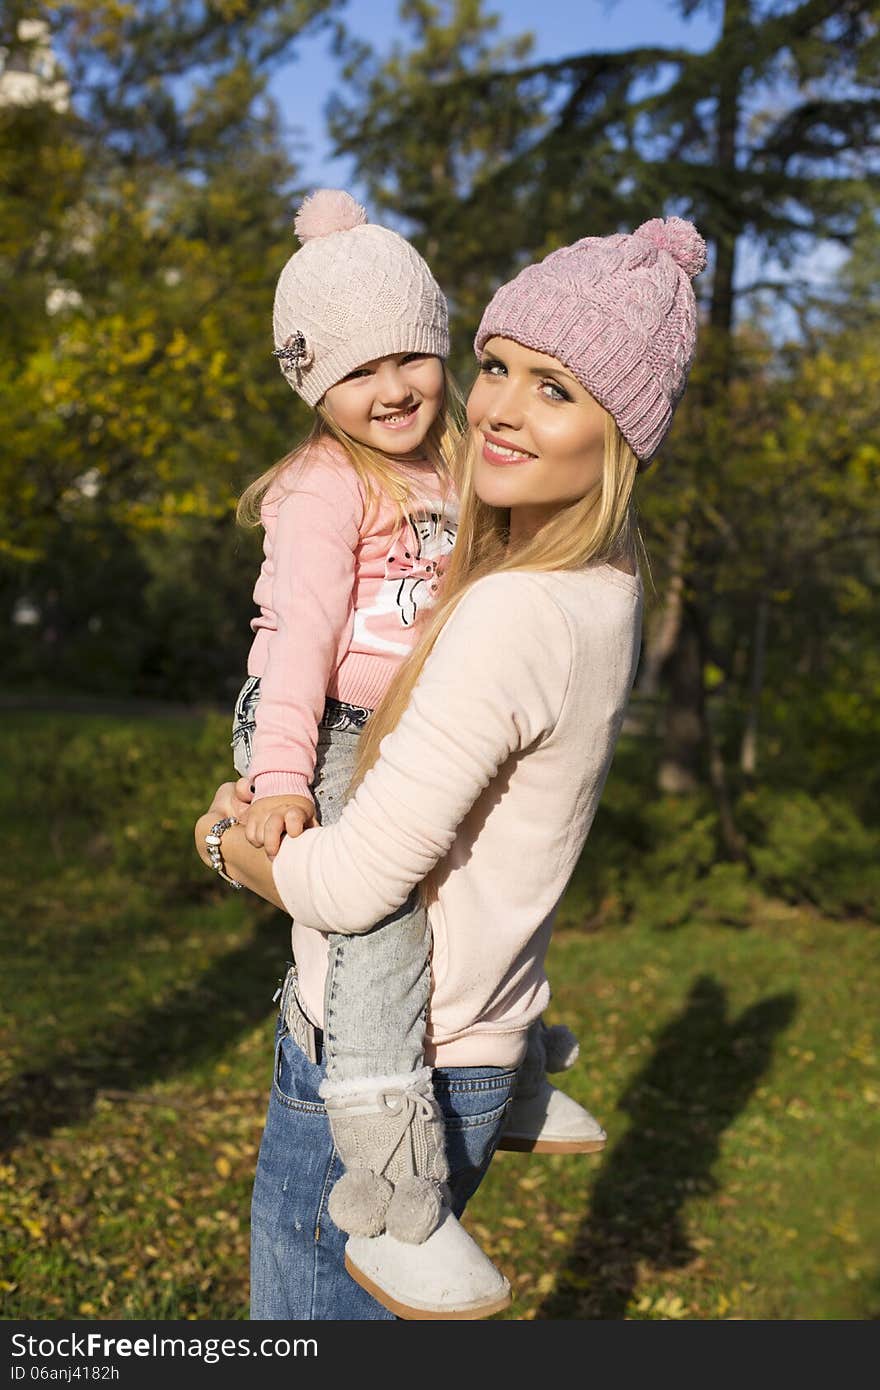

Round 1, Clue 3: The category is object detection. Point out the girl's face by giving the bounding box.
[323,353,445,457]
[466,337,608,539]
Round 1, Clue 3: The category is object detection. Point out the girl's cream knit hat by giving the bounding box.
[272,189,449,407]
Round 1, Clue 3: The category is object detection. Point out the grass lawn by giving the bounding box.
[0,710,877,1320]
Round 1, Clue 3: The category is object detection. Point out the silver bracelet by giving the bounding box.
[204,816,243,889]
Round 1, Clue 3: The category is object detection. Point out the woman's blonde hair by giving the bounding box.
[351,413,640,793]
[236,363,465,528]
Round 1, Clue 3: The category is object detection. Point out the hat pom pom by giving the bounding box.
[635,217,707,278]
[294,189,368,243]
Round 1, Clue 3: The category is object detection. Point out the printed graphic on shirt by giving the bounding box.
[352,505,458,657]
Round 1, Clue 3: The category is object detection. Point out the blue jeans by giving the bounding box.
[250,1022,517,1320]
[232,681,430,1083]
[312,722,430,1082]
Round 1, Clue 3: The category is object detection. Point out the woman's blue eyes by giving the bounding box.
[479,360,571,402]
[543,381,571,402]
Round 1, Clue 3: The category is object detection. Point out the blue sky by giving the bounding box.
[270,0,721,190]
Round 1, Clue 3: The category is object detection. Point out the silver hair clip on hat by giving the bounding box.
[273,331,312,377]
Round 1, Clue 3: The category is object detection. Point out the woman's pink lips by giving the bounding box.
[373,402,420,430]
[481,433,536,465]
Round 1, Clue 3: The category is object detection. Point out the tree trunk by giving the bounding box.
[656,0,746,792]
[705,706,748,860]
[695,609,749,861]
[709,0,747,364]
[657,603,704,793]
[740,592,769,779]
[638,516,689,699]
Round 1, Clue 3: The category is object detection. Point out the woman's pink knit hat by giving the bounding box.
[475,218,707,463]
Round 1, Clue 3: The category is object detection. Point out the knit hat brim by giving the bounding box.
[476,288,670,463]
[296,319,450,408]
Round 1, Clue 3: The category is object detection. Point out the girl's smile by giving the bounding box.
[372,400,423,430]
[324,353,445,456]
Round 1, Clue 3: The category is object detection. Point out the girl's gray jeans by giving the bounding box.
[232,678,430,1083]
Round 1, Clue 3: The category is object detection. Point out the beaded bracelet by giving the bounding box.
[204,817,243,889]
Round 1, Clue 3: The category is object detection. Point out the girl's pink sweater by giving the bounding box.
[246,440,456,800]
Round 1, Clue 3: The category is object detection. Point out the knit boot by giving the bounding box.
[322,1068,446,1242]
[498,1019,607,1154]
[323,1070,511,1318]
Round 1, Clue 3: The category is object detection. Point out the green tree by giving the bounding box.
[328,0,542,364]
[1,2,341,697]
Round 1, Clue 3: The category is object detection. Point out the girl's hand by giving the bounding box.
[243,793,316,859]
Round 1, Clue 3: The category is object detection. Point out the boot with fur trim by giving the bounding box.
[323,1069,510,1317]
[498,1018,607,1154]
[321,1068,447,1243]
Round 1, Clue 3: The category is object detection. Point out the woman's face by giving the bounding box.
[466,337,608,538]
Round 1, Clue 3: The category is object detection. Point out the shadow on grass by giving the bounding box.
[537,974,798,1319]
[0,906,285,1153]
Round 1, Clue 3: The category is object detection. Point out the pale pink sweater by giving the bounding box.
[246,441,456,799]
[272,566,643,1068]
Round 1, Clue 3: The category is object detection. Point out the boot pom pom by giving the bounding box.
[294,189,367,243]
[385,1177,443,1245]
[328,1168,392,1237]
[542,1023,580,1073]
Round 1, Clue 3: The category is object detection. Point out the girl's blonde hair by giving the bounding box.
[237,363,465,528]
[351,413,640,793]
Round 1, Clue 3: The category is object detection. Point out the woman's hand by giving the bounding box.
[194,785,243,873]
[234,776,255,805]
[193,780,289,910]
[205,780,252,826]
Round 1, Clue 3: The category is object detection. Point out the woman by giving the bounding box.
[196,215,706,1320]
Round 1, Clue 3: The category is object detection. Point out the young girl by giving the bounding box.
[216,189,597,1314]
[198,213,707,1319]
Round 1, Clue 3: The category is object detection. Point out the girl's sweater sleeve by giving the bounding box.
[271,574,573,933]
[249,462,363,801]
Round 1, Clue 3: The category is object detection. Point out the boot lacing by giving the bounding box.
[367,1088,438,1185]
